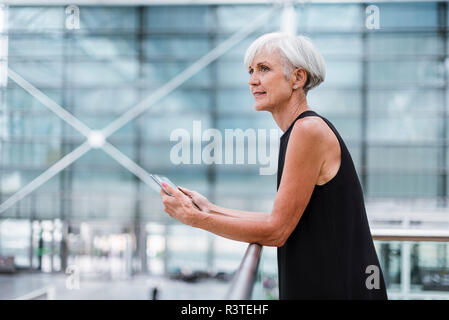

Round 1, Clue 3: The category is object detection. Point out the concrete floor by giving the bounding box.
[0,272,231,300]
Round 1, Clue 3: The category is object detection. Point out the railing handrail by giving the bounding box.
[225,229,449,300]
[372,228,449,242]
[225,243,263,300]
[14,286,54,300]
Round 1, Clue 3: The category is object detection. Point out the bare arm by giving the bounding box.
[161,118,326,247]
[208,204,269,221]
[177,186,269,221]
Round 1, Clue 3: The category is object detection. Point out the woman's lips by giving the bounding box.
[253,92,266,97]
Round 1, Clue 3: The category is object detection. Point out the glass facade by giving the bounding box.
[0,2,449,299]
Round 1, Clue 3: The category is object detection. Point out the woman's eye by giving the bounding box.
[261,65,269,71]
[248,69,254,75]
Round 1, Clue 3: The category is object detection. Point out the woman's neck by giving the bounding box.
[272,94,311,132]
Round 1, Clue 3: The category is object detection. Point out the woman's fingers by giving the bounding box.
[180,187,203,200]
[178,186,193,196]
[161,183,182,199]
[161,182,174,194]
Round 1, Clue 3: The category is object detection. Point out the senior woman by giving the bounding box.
[160,32,388,300]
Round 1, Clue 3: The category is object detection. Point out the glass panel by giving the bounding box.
[312,34,363,57]
[308,89,362,116]
[141,114,212,141]
[216,5,279,32]
[367,33,443,56]
[8,61,63,87]
[326,116,362,142]
[367,60,444,86]
[375,3,438,29]
[367,116,442,142]
[70,35,138,58]
[8,7,63,31]
[303,4,363,31]
[217,61,250,87]
[375,241,401,292]
[368,89,444,116]
[143,35,209,58]
[6,87,63,111]
[72,88,139,114]
[3,142,61,167]
[322,61,362,86]
[0,219,31,268]
[79,6,138,31]
[7,114,62,138]
[367,173,439,197]
[215,171,277,200]
[216,89,254,114]
[144,89,210,115]
[8,34,64,57]
[142,62,210,87]
[217,35,259,60]
[368,145,440,171]
[145,6,210,31]
[68,60,139,86]
[411,242,449,293]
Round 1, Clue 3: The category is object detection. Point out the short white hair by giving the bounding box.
[244,32,326,94]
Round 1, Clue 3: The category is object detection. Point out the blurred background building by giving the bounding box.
[1,0,449,300]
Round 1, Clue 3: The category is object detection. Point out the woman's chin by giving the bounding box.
[254,103,268,112]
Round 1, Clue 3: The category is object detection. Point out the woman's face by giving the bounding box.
[248,49,294,113]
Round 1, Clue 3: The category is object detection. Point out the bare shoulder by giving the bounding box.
[285,116,329,165]
[290,115,341,185]
[290,116,329,144]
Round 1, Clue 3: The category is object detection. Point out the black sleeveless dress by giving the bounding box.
[276,110,388,300]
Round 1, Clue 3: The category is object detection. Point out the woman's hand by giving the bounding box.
[160,183,205,227]
[177,186,213,213]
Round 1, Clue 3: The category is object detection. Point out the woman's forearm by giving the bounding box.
[208,204,269,221]
[193,209,280,246]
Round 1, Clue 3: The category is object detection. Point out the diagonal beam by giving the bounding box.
[100,4,280,139]
[1,4,279,216]
[0,141,91,214]
[101,141,160,193]
[3,68,162,215]
[7,68,93,138]
[1,69,95,215]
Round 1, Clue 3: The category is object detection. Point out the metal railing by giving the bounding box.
[225,229,449,300]
[372,228,449,242]
[14,286,55,300]
[225,243,263,300]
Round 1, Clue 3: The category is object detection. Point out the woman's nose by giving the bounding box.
[248,73,260,86]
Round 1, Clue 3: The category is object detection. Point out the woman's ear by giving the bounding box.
[293,68,308,89]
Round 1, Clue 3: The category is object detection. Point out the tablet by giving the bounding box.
[150,174,177,196]
[151,174,201,210]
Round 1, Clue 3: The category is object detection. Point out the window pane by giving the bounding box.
[144,35,209,58]
[216,5,279,32]
[145,6,210,31]
[376,3,438,29]
[8,7,63,31]
[79,6,138,31]
[303,4,363,31]
[368,89,444,115]
[70,35,138,58]
[367,60,444,86]
[8,34,64,57]
[367,33,443,56]
[368,116,442,142]
[68,60,139,86]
